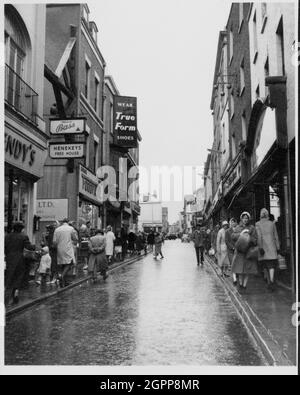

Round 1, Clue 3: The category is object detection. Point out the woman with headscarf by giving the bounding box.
[256,208,280,292]
[231,212,258,292]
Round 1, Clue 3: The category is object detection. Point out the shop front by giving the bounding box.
[4,126,48,240]
[241,96,294,289]
[78,164,103,231]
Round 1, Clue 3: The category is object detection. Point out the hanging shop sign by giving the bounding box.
[113,95,137,148]
[79,164,101,206]
[36,199,68,222]
[49,143,85,159]
[50,118,86,135]
[4,129,47,179]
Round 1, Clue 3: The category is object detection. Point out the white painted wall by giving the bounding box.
[248,2,296,143]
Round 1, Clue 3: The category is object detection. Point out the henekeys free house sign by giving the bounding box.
[113,96,137,148]
[50,118,86,135]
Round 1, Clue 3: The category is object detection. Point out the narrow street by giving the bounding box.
[5,241,266,366]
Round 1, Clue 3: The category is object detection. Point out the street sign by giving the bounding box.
[50,118,86,135]
[113,95,137,148]
[49,143,85,159]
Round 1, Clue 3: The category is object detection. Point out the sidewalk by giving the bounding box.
[206,255,297,366]
[5,253,146,318]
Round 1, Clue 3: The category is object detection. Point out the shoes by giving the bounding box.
[268,283,276,292]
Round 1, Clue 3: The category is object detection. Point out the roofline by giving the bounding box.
[105,75,120,95]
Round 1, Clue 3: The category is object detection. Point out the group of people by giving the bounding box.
[192,208,281,292]
[4,218,168,305]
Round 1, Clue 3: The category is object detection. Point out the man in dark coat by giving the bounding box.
[5,222,31,304]
[147,229,155,254]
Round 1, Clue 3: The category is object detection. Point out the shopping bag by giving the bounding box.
[235,232,250,253]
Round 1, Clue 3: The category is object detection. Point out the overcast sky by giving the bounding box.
[90,0,232,223]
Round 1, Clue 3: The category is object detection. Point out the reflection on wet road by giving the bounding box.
[5,241,266,365]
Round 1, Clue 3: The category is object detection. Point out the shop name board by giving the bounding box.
[5,133,36,166]
[50,118,86,135]
[49,144,85,159]
[79,165,101,205]
[113,96,137,148]
[36,199,68,222]
[4,129,47,178]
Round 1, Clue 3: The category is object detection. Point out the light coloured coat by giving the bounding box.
[256,218,280,261]
[105,231,116,256]
[216,228,230,268]
[53,223,78,265]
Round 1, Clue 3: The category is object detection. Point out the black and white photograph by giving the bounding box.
[1,0,298,376]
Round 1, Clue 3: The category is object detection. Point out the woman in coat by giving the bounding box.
[216,221,230,277]
[256,208,280,291]
[5,222,31,304]
[88,229,107,281]
[231,212,258,291]
[225,218,238,285]
[105,226,116,263]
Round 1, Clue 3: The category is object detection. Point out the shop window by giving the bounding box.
[5,174,30,233]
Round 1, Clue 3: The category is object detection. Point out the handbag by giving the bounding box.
[245,246,259,260]
[278,254,287,270]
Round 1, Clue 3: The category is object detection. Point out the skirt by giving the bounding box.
[261,259,278,270]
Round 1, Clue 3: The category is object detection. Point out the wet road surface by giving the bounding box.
[5,241,267,365]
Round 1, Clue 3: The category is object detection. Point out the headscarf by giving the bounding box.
[240,211,251,220]
[260,208,269,219]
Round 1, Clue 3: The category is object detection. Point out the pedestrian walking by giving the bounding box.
[147,229,155,254]
[154,232,164,259]
[36,246,52,286]
[79,221,90,270]
[88,229,107,281]
[5,222,32,304]
[69,221,79,277]
[204,228,211,254]
[105,226,116,264]
[216,221,230,277]
[256,208,280,292]
[53,218,78,287]
[231,212,258,292]
[121,226,128,261]
[114,231,122,261]
[128,230,136,255]
[44,222,59,284]
[192,225,206,266]
[136,231,145,255]
[225,218,238,285]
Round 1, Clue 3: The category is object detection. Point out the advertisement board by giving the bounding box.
[36,199,68,222]
[49,143,85,159]
[113,96,137,148]
[50,118,86,135]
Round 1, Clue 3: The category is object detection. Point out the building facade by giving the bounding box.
[36,3,106,240]
[205,2,296,289]
[103,76,141,233]
[4,4,48,242]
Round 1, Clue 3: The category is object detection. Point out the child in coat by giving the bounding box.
[36,246,52,285]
